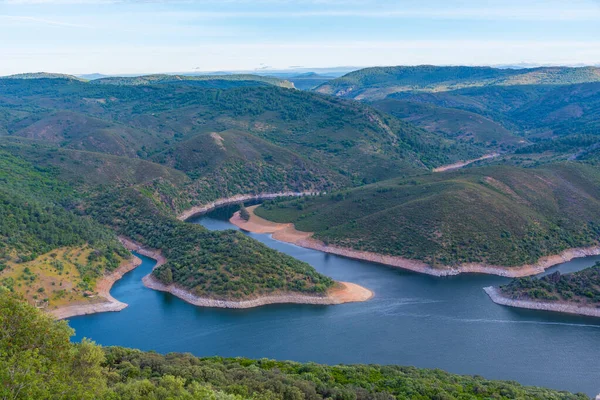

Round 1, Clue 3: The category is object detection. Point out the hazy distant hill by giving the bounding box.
[92,74,295,89]
[286,72,333,90]
[3,72,85,81]
[315,65,600,100]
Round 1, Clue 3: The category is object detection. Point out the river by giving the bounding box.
[69,204,600,397]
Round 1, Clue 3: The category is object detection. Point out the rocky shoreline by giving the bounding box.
[177,191,319,221]
[231,206,600,278]
[483,286,600,318]
[143,274,372,309]
[119,236,372,309]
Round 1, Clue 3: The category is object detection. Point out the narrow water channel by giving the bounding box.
[69,204,600,397]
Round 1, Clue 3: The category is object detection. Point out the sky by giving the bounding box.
[1,0,600,75]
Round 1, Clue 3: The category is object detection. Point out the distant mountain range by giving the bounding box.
[314,65,600,100]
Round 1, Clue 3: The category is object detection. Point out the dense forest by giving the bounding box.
[0,290,587,399]
[89,188,334,299]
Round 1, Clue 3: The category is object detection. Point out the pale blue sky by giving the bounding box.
[1,0,600,75]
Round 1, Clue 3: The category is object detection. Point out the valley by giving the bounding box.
[2,65,600,397]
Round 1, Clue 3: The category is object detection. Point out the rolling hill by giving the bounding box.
[255,162,600,269]
[371,98,524,151]
[315,65,600,100]
[0,76,483,186]
[91,73,295,89]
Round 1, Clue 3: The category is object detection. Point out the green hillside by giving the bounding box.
[256,162,600,267]
[0,149,128,307]
[372,98,524,151]
[0,141,338,302]
[499,263,600,305]
[386,83,600,163]
[92,74,295,89]
[0,290,587,399]
[0,77,482,185]
[315,65,600,100]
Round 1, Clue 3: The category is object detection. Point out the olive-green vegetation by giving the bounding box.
[92,74,295,89]
[0,149,127,285]
[315,65,600,100]
[388,82,600,164]
[0,75,482,187]
[0,290,588,400]
[371,99,523,153]
[256,162,600,267]
[500,263,600,305]
[89,187,334,299]
[0,142,335,300]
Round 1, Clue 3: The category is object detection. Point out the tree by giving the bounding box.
[0,288,106,399]
[239,205,250,221]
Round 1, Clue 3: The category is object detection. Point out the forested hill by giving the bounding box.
[0,290,588,399]
[315,65,600,100]
[256,162,600,268]
[0,76,482,187]
[91,73,295,89]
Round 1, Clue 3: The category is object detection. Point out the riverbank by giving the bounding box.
[143,274,372,309]
[231,206,600,278]
[51,237,164,320]
[178,191,319,221]
[122,234,373,308]
[484,286,600,318]
[51,254,142,320]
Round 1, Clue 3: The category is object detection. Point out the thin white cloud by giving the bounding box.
[0,15,92,28]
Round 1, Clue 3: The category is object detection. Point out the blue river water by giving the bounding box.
[69,205,600,397]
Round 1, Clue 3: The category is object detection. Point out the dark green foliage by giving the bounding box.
[88,188,334,299]
[500,263,600,305]
[0,150,126,278]
[0,77,483,186]
[102,348,587,400]
[256,162,600,267]
[0,289,106,399]
[239,205,250,221]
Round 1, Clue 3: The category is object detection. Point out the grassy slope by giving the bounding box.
[499,263,600,305]
[0,150,128,309]
[315,65,600,100]
[256,162,600,267]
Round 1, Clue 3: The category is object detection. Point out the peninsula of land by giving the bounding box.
[231,205,600,278]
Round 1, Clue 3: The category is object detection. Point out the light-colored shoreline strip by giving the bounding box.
[121,237,373,309]
[231,206,600,278]
[484,286,600,318]
[51,253,142,320]
[143,275,372,309]
[177,191,319,221]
